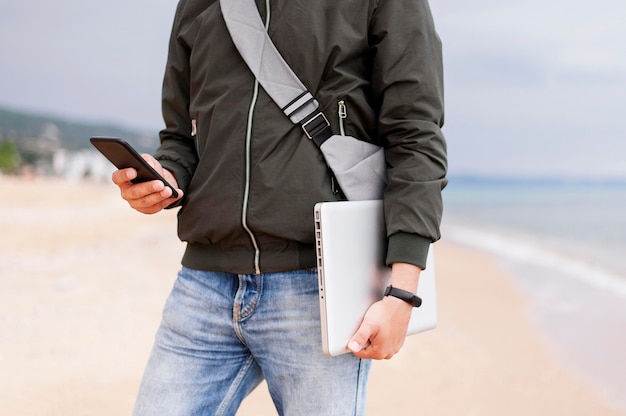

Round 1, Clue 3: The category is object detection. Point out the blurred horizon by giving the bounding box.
[1,0,625,180]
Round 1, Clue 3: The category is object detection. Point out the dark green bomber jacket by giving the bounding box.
[154,0,447,275]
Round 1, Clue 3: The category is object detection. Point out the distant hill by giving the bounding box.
[0,106,159,152]
[447,174,626,188]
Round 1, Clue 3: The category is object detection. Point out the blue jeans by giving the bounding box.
[133,267,371,415]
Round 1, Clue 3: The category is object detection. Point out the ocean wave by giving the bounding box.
[443,224,626,298]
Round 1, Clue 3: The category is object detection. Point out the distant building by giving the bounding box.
[53,149,114,182]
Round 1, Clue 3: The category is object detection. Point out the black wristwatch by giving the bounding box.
[383,285,422,308]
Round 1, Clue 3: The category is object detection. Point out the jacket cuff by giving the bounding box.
[386,232,431,270]
[156,158,190,209]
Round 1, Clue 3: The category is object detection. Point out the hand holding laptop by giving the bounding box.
[314,200,437,357]
[348,263,421,359]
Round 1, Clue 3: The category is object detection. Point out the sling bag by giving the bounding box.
[220,0,387,201]
[220,1,438,348]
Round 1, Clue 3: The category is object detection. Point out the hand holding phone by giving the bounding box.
[90,137,179,199]
[90,137,182,214]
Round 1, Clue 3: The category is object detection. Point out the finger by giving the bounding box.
[127,184,172,209]
[352,341,395,361]
[130,184,185,210]
[134,189,184,215]
[348,324,373,354]
[141,153,158,165]
[121,180,165,202]
[141,153,163,174]
[134,200,170,215]
[127,192,170,214]
[111,168,137,185]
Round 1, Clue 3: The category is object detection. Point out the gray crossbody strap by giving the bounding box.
[221,0,387,201]
[220,0,325,133]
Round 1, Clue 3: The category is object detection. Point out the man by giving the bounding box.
[113,0,446,414]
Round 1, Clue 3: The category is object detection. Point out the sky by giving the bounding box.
[1,0,625,179]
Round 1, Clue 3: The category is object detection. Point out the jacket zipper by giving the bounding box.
[191,119,199,155]
[242,85,262,275]
[338,100,347,136]
[241,0,272,275]
[330,100,348,195]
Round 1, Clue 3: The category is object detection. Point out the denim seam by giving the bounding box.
[354,359,368,416]
[215,355,257,416]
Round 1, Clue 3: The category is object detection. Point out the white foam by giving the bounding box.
[444,224,626,298]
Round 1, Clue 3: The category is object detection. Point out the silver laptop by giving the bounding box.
[314,200,437,356]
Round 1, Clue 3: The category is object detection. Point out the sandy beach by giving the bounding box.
[0,176,623,415]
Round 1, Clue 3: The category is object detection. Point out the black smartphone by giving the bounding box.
[89,137,179,198]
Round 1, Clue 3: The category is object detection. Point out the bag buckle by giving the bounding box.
[302,112,330,140]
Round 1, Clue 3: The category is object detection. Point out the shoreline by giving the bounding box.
[1,177,623,415]
[442,220,626,412]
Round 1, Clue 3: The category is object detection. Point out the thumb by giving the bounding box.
[348,323,373,353]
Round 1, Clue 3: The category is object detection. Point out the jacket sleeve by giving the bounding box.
[369,0,448,269]
[153,1,198,197]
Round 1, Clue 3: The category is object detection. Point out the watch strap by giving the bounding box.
[384,285,422,308]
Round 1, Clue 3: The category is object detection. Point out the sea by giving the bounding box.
[441,177,626,412]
